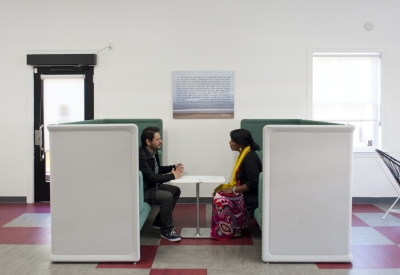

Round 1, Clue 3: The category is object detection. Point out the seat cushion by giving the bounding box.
[254,208,262,228]
[140,202,151,229]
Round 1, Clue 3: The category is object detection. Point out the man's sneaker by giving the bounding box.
[160,229,181,242]
[152,221,164,230]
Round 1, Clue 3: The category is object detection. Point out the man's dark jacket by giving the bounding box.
[139,146,176,204]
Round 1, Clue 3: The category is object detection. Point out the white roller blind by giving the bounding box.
[312,55,380,121]
[43,75,85,151]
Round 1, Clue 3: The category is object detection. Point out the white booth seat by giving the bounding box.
[262,125,355,262]
[48,124,143,262]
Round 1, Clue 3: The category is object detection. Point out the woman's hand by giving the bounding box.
[222,188,234,194]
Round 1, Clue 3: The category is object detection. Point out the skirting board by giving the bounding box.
[179,197,400,204]
[0,197,397,204]
[352,197,399,204]
[0,197,27,203]
[0,196,213,204]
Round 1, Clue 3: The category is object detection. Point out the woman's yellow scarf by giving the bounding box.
[213,145,251,195]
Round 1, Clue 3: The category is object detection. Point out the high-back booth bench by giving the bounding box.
[241,119,355,263]
[48,119,162,262]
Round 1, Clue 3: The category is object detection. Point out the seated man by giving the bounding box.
[139,127,184,242]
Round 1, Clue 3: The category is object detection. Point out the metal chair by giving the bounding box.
[375,149,400,219]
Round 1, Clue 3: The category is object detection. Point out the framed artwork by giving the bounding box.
[173,71,234,119]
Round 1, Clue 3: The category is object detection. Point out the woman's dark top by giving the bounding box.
[237,150,262,218]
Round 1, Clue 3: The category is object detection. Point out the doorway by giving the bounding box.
[33,66,94,201]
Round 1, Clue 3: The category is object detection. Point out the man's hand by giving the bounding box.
[175,163,184,171]
[171,167,183,179]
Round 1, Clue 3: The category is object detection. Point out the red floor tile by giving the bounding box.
[316,262,353,269]
[247,217,260,228]
[374,226,400,245]
[25,203,51,213]
[0,227,50,244]
[0,203,29,212]
[0,203,50,213]
[317,245,400,269]
[96,245,158,268]
[352,214,369,227]
[150,269,207,275]
[352,204,384,213]
[160,228,254,245]
[172,204,207,232]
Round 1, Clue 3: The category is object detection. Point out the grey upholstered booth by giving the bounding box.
[48,119,162,262]
[242,119,355,262]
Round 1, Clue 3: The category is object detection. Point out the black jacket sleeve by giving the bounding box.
[139,148,175,184]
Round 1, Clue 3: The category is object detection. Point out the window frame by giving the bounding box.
[307,48,385,152]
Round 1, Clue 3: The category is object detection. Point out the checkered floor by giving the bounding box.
[1,203,400,275]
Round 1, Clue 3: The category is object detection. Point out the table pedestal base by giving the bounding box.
[180,227,211,238]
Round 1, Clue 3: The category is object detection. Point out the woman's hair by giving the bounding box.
[230,128,260,151]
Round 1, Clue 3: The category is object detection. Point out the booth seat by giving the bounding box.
[48,119,162,262]
[254,172,263,228]
[63,118,164,164]
[242,119,355,263]
[139,171,151,229]
[242,119,340,164]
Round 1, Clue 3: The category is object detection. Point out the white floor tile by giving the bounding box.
[3,213,50,227]
[353,213,400,227]
[351,227,394,245]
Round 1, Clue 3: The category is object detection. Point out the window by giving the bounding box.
[309,50,383,152]
[42,74,85,181]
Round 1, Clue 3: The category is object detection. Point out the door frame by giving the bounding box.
[27,54,97,203]
[33,66,94,202]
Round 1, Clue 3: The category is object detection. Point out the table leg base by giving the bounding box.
[180,227,211,238]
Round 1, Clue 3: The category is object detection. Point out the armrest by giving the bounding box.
[258,172,263,214]
[139,171,144,210]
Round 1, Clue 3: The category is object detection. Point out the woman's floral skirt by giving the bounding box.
[210,190,247,240]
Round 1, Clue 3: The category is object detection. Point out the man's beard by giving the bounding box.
[151,144,160,151]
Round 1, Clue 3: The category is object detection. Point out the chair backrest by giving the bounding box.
[241,119,302,152]
[376,149,400,186]
[60,118,162,137]
[60,118,163,164]
[241,119,341,152]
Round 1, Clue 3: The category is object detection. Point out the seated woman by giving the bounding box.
[211,129,262,240]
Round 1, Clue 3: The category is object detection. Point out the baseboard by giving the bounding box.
[352,197,398,204]
[0,196,211,204]
[179,197,399,204]
[0,196,396,204]
[0,196,27,203]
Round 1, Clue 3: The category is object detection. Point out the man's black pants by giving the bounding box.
[153,184,181,233]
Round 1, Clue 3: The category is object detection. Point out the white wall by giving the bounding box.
[1,0,400,202]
